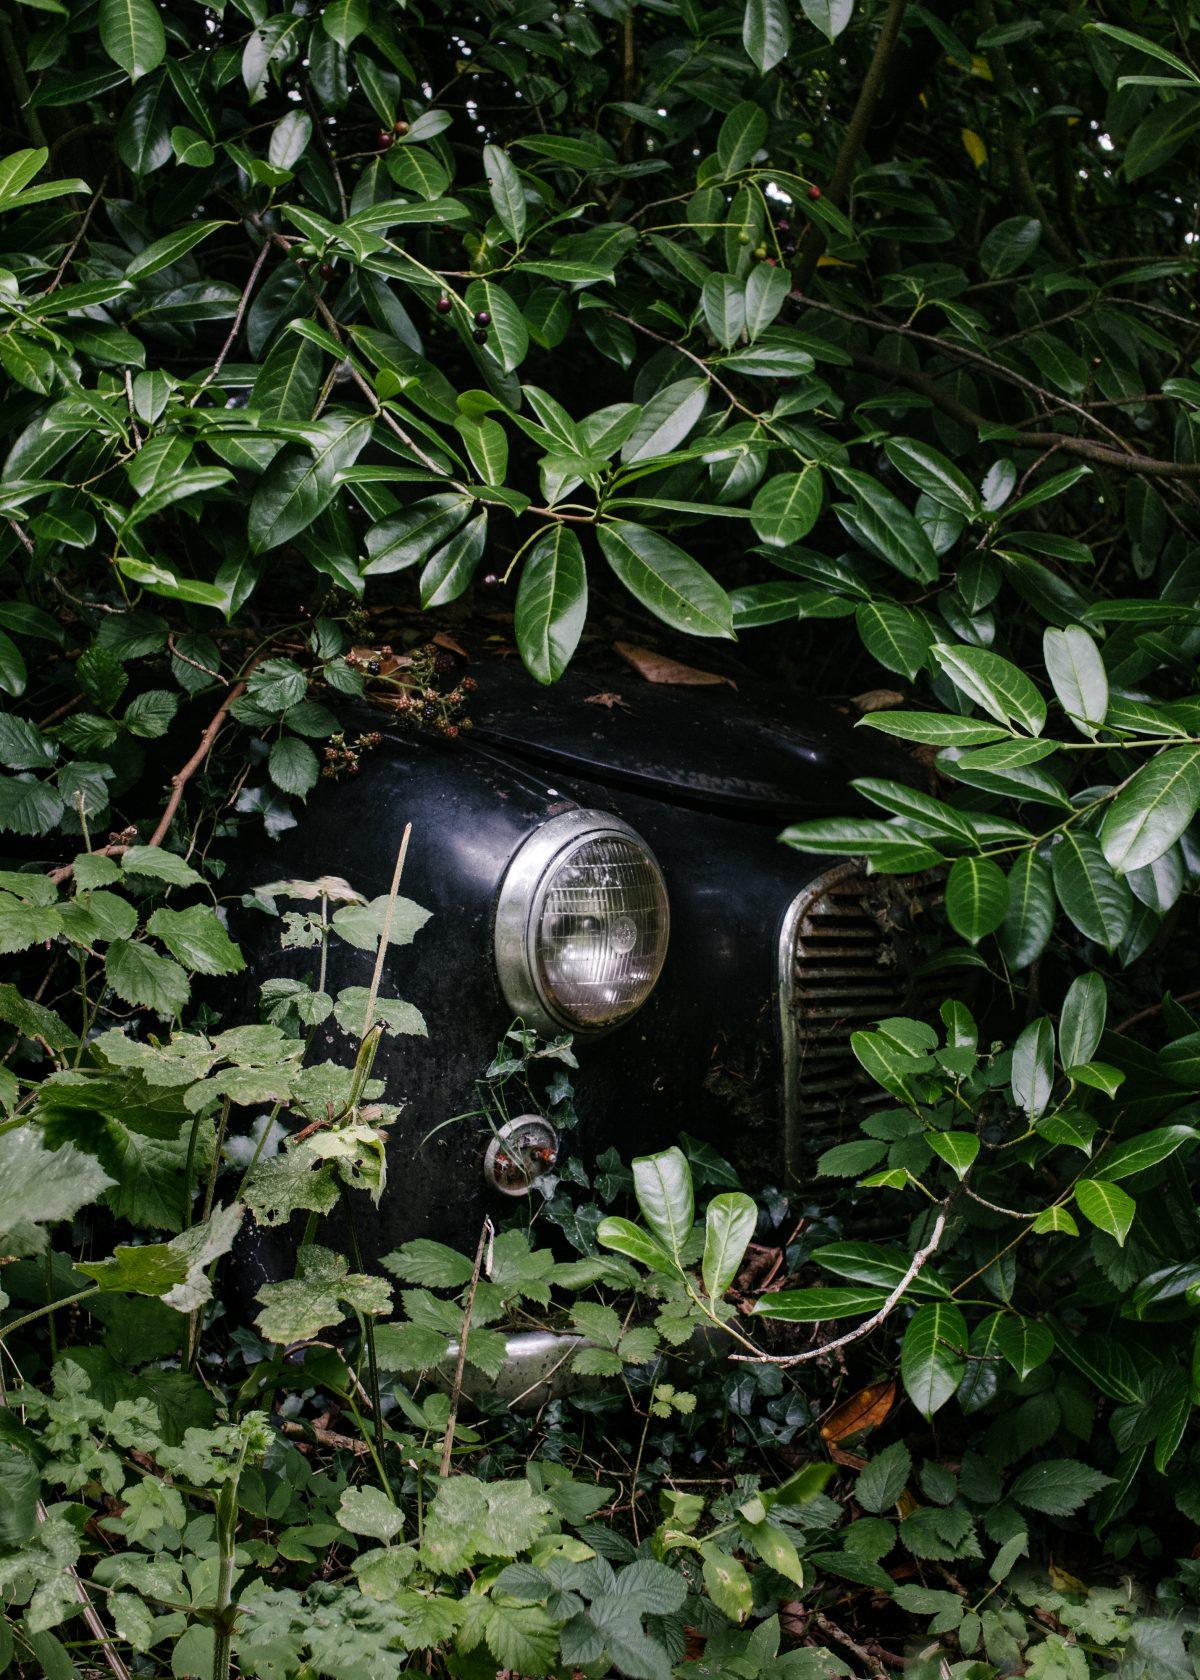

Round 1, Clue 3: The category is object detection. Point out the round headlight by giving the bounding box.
[495,810,670,1035]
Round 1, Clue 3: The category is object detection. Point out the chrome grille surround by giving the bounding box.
[778,861,936,1171]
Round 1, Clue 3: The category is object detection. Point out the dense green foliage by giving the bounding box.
[3,0,1200,1673]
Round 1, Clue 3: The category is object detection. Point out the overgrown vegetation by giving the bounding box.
[2,0,1200,1672]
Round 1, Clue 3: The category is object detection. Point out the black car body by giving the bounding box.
[233,648,932,1284]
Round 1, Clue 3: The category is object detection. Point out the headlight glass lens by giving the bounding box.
[533,834,669,1029]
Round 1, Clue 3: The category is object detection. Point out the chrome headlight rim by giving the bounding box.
[494,807,670,1038]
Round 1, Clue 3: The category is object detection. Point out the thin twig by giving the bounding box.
[145,662,258,851]
[190,236,272,404]
[731,1207,948,1366]
[439,1218,493,1477]
[361,823,412,1038]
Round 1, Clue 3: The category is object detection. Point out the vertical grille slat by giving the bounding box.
[779,862,940,1172]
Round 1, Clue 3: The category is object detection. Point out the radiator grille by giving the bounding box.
[779,861,938,1172]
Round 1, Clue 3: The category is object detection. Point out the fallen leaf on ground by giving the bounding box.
[583,691,630,710]
[852,688,906,713]
[820,1380,897,1444]
[615,643,734,687]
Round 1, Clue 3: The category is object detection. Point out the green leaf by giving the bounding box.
[997,849,1055,969]
[249,418,371,552]
[515,525,587,685]
[1042,626,1108,736]
[932,643,1047,735]
[900,1301,968,1418]
[620,378,708,463]
[750,468,822,547]
[742,0,792,70]
[1059,972,1106,1070]
[1011,1016,1055,1119]
[122,845,203,886]
[859,711,1007,747]
[1051,830,1133,948]
[994,1314,1054,1380]
[855,601,933,680]
[800,0,853,37]
[147,906,246,975]
[834,470,938,583]
[322,0,368,49]
[701,273,746,349]
[743,261,790,338]
[857,1441,911,1513]
[482,143,526,244]
[268,735,320,797]
[1074,1177,1136,1245]
[812,1239,949,1296]
[1093,1123,1198,1182]
[1008,1458,1111,1516]
[79,1204,243,1312]
[1126,100,1200,181]
[125,219,227,280]
[716,101,767,173]
[702,1191,757,1302]
[884,438,978,519]
[99,0,165,80]
[598,521,734,639]
[0,630,28,697]
[105,939,189,1018]
[596,1214,682,1278]
[945,855,1009,944]
[0,1128,114,1253]
[465,278,528,372]
[1099,747,1200,875]
[420,511,488,608]
[980,215,1041,277]
[927,1130,980,1179]
[255,1243,391,1343]
[752,1285,888,1320]
[632,1145,694,1263]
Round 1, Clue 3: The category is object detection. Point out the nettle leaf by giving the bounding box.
[1008,1459,1111,1516]
[105,939,190,1018]
[147,906,245,975]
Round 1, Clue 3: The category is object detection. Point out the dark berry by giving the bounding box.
[473,327,488,345]
[435,294,452,315]
[377,129,393,148]
[775,218,790,234]
[393,118,409,135]
[318,262,334,280]
[473,309,491,327]
[807,184,822,200]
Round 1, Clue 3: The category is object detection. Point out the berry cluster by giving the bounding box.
[434,295,492,345]
[321,730,383,779]
[346,640,478,739]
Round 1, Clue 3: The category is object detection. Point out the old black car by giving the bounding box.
[234,640,933,1298]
